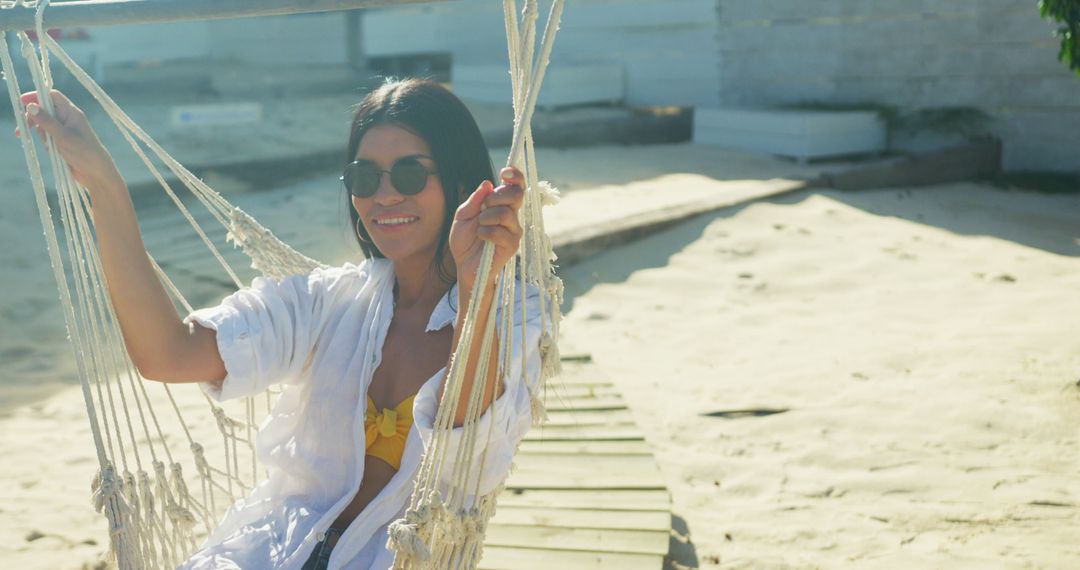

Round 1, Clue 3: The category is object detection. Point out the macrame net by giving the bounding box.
[1,0,565,568]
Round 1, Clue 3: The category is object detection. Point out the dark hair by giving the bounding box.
[345,78,495,284]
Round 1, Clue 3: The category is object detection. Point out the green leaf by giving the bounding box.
[1037,0,1080,74]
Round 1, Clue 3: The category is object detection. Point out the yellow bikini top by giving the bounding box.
[364,394,415,470]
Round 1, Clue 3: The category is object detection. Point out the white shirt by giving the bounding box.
[177,259,543,569]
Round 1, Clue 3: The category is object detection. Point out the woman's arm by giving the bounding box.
[445,281,502,427]
[19,90,225,384]
[412,279,544,496]
[85,174,226,383]
[444,167,525,427]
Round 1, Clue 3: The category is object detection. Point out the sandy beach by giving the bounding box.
[2,141,1079,568]
[559,182,1080,568]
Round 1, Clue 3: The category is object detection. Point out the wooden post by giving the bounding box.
[0,0,450,31]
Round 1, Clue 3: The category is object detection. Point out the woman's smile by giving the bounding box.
[372,214,420,232]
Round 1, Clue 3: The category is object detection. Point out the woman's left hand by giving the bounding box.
[449,166,525,293]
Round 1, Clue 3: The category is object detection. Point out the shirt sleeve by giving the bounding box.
[413,281,547,497]
[183,267,338,403]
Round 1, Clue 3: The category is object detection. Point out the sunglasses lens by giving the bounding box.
[390,159,430,196]
[343,159,432,197]
[344,162,380,198]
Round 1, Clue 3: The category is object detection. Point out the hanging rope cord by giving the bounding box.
[386,2,565,568]
[1,0,564,568]
[2,4,277,568]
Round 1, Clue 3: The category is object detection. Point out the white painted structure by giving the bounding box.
[68,12,347,78]
[361,0,1080,172]
[360,0,721,108]
[39,1,1080,172]
[453,63,623,107]
[711,1,1080,172]
[694,108,886,161]
[206,13,348,66]
[86,21,210,66]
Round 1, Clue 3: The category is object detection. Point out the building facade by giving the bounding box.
[72,1,1080,172]
[361,0,1079,172]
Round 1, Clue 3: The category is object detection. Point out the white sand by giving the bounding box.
[2,140,1079,568]
[559,183,1080,568]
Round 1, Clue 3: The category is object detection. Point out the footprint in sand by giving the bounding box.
[881,246,917,261]
[734,273,768,292]
[717,245,756,258]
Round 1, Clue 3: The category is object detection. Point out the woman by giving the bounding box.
[17,78,544,569]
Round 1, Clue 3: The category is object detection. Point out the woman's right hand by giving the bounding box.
[15,89,122,192]
[16,90,225,384]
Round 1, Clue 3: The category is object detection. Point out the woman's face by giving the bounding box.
[352,124,448,267]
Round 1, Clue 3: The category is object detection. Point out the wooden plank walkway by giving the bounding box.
[479,359,671,570]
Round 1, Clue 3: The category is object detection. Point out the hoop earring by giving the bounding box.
[355,217,370,244]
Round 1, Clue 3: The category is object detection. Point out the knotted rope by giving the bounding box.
[388,1,564,568]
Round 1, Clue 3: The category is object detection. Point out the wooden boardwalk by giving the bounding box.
[480,359,671,570]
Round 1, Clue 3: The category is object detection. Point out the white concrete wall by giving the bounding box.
[88,12,347,68]
[714,0,1080,172]
[71,2,1079,171]
[363,0,1079,171]
[207,12,348,65]
[91,22,210,65]
[361,0,722,107]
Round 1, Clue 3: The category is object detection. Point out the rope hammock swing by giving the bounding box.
[1,0,565,568]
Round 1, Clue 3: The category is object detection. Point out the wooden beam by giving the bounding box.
[0,0,453,32]
[505,454,666,490]
[522,423,644,441]
[540,393,628,411]
[517,440,655,455]
[479,545,663,570]
[484,525,669,556]
[490,506,671,532]
[497,489,671,512]
[529,408,637,426]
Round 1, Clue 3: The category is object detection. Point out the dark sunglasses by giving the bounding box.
[341,157,438,198]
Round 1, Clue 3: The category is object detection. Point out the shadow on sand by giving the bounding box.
[822,184,1080,258]
[666,513,701,570]
[559,203,760,314]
